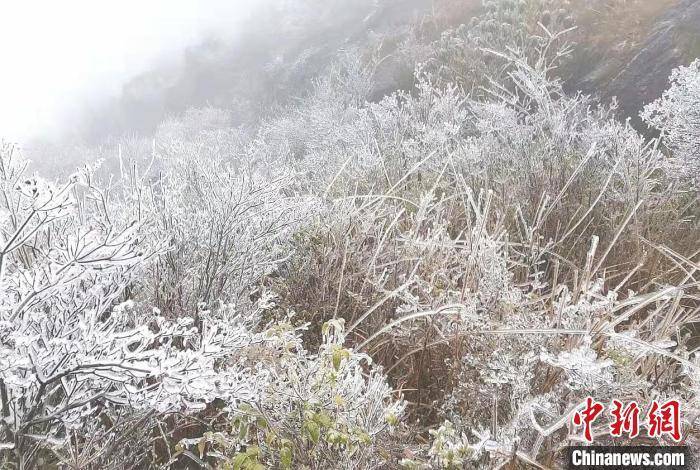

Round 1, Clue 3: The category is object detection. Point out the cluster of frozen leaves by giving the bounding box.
[0,152,261,458]
[0,145,403,468]
[642,58,700,186]
[179,319,405,469]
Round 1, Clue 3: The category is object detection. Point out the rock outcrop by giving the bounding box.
[569,0,700,128]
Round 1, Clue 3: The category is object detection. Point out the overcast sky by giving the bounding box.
[0,0,253,144]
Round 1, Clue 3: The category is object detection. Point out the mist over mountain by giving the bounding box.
[23,0,700,154]
[52,1,427,142]
[18,0,700,176]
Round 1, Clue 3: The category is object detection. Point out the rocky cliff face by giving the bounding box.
[567,0,700,128]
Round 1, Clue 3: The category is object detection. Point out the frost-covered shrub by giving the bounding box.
[641,59,700,187]
[383,227,699,467]
[422,0,575,94]
[262,39,698,468]
[176,319,404,469]
[0,147,295,468]
[129,142,313,317]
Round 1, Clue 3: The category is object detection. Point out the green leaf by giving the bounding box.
[256,417,268,429]
[245,445,261,458]
[313,411,333,428]
[331,346,350,371]
[280,445,293,469]
[238,423,248,441]
[231,453,248,470]
[305,420,321,444]
[356,431,371,445]
[332,348,342,371]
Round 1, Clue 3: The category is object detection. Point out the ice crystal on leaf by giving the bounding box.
[540,337,614,391]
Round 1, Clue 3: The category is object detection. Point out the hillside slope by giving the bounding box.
[567,0,700,126]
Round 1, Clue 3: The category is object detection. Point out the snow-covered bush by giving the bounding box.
[127,136,314,317]
[422,0,575,95]
[641,59,700,187]
[0,146,296,468]
[0,142,404,469]
[180,319,404,469]
[259,21,698,467]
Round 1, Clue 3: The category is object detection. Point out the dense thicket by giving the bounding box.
[2,1,699,468]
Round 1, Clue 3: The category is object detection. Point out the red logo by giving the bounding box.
[610,399,640,438]
[572,398,682,442]
[572,397,604,442]
[646,399,681,442]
